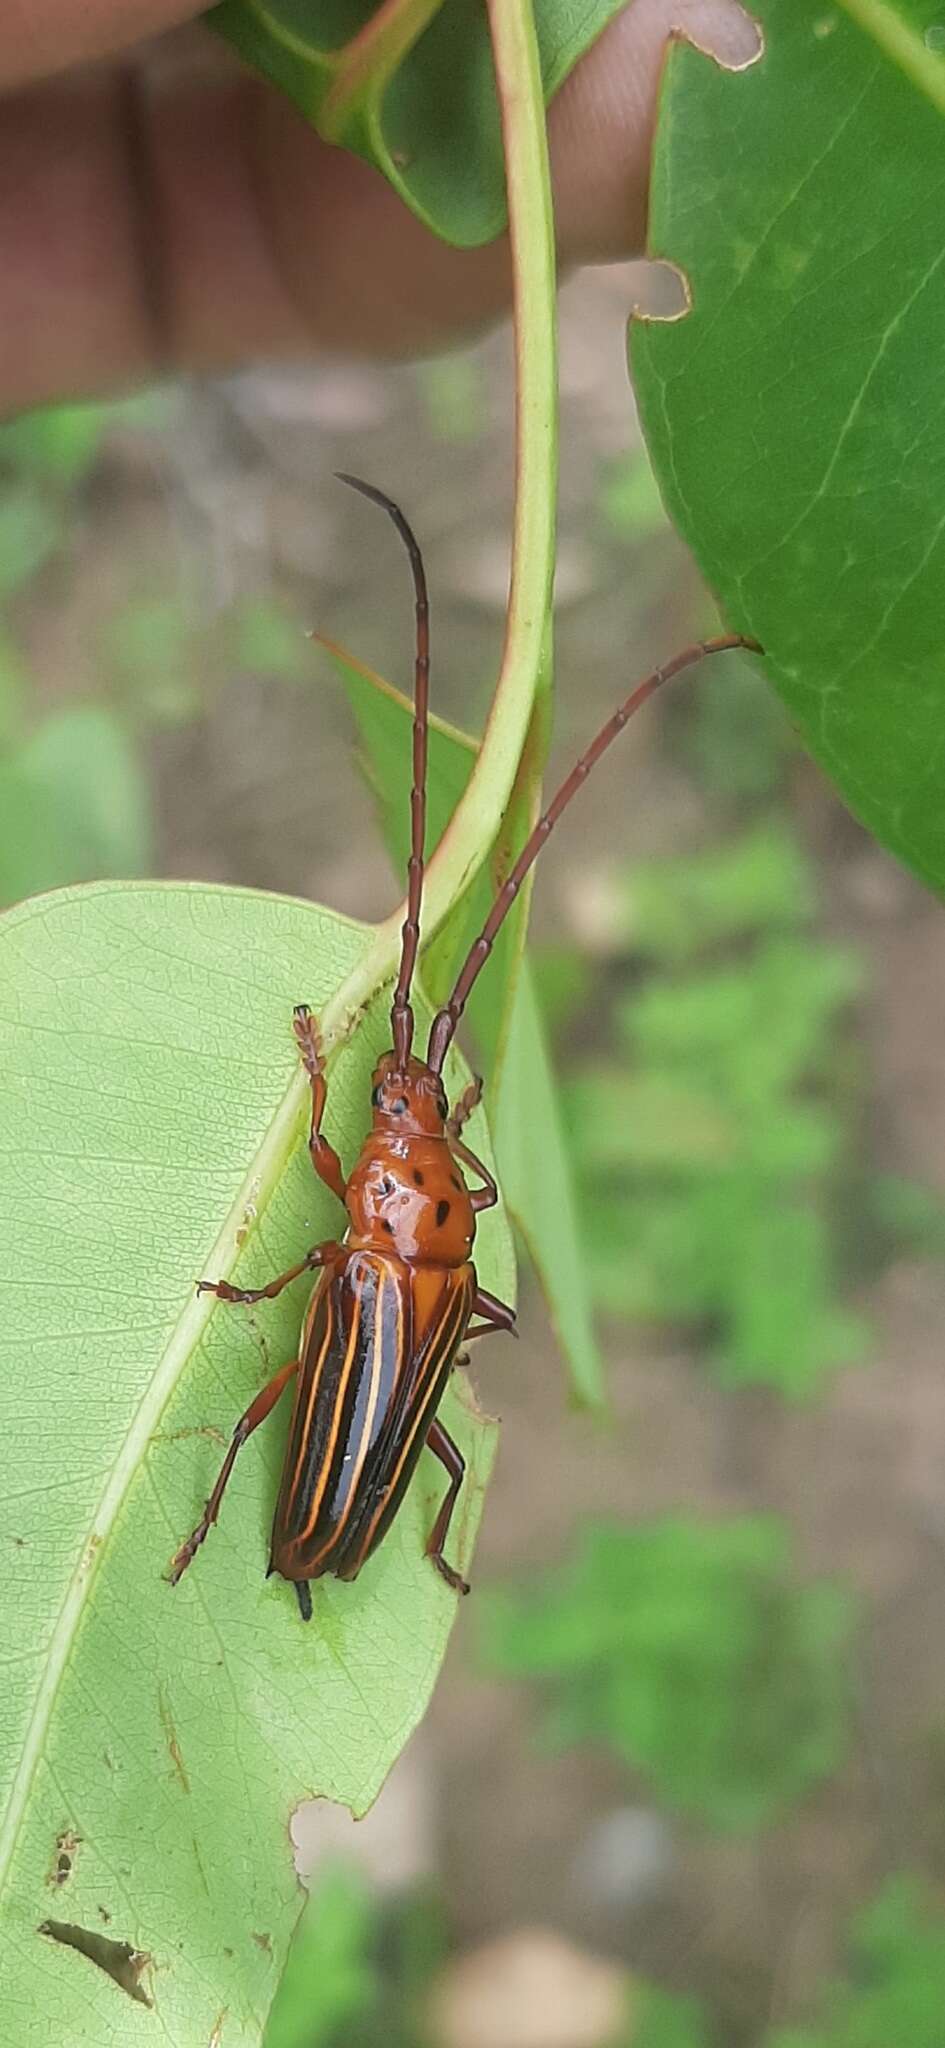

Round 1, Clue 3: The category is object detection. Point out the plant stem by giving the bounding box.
[325,0,558,1051]
[321,0,446,138]
[196,0,559,1312]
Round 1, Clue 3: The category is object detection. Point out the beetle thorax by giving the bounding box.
[346,1132,475,1267]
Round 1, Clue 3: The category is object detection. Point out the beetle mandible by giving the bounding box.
[169,476,760,1618]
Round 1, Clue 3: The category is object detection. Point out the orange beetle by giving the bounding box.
[170,477,758,1618]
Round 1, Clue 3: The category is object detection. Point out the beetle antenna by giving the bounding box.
[337,473,430,1068]
[426,632,763,1075]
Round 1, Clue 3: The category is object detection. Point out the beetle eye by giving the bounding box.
[436,1089,448,1120]
[371,1084,384,1108]
[391,1097,407,1115]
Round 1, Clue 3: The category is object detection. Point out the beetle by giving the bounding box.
[169,476,760,1618]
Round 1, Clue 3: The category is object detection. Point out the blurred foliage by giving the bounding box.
[597,820,813,962]
[228,596,313,684]
[103,596,199,728]
[682,646,796,803]
[0,392,173,486]
[0,706,150,902]
[766,1877,945,2048]
[264,1868,449,2048]
[0,490,63,599]
[628,1984,710,2048]
[867,1174,945,1262]
[481,1517,855,1832]
[599,451,672,546]
[0,394,315,908]
[252,1864,945,2048]
[558,824,868,1396]
[0,401,170,904]
[264,1867,378,2048]
[417,356,488,444]
[266,1862,713,2048]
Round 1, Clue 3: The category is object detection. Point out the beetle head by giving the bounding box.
[370,1052,448,1138]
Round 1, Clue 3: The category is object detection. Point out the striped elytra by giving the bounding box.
[168,475,760,1620]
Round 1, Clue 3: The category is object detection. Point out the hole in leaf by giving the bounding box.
[626,258,692,323]
[47,1829,81,1888]
[672,3,763,74]
[39,1920,153,2007]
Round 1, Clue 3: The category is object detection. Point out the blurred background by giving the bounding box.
[8,259,945,2047]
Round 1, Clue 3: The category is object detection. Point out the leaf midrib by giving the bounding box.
[0,1034,310,1918]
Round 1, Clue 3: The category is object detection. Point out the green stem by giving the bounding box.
[321,0,446,138]
[838,0,945,114]
[325,0,558,1050]
[205,0,559,1270]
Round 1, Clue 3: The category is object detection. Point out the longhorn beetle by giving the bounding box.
[169,477,760,1619]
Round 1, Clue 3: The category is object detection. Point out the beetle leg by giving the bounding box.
[467,1286,517,1337]
[293,1004,347,1204]
[424,1419,470,1596]
[448,1131,498,1215]
[197,1239,342,1306]
[168,1356,299,1585]
[446,1075,483,1139]
[446,1078,498,1214]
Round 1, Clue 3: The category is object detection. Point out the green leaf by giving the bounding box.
[0,880,511,2045]
[211,0,631,246]
[493,965,604,1407]
[631,0,945,895]
[317,637,604,1405]
[482,1516,856,1830]
[0,707,151,905]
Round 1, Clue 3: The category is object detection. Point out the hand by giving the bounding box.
[1,0,755,412]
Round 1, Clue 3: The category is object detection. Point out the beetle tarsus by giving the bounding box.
[429,1551,470,1597]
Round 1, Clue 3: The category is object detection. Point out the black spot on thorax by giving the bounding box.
[436,1199,450,1228]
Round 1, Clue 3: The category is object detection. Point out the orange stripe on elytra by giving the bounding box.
[284,1280,338,1521]
[351,1272,471,1568]
[329,1265,397,1535]
[300,1264,409,1573]
[293,1266,369,1545]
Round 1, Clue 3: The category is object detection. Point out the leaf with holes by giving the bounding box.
[631,0,945,895]
[0,880,512,2047]
[210,0,631,245]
